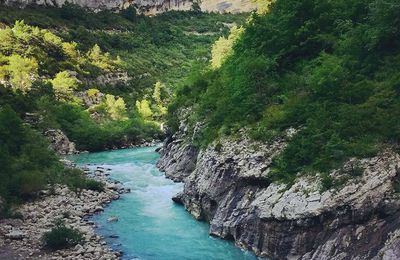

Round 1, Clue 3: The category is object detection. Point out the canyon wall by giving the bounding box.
[157,120,400,260]
[2,0,257,14]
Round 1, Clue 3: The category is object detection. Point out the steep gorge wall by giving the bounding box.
[157,122,400,260]
[2,0,257,14]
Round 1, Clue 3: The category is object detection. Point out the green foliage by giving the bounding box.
[211,26,244,69]
[0,4,246,101]
[0,21,118,83]
[42,220,83,250]
[86,88,99,97]
[169,0,400,183]
[152,81,168,118]
[0,5,246,209]
[37,98,161,151]
[0,5,243,151]
[104,94,128,121]
[252,0,274,14]
[50,71,79,101]
[191,1,202,13]
[61,168,104,192]
[136,99,153,120]
[4,54,38,93]
[320,174,334,192]
[84,179,105,192]
[0,105,61,203]
[87,44,115,72]
[120,6,138,22]
[394,180,400,193]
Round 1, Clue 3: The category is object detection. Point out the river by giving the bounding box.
[72,146,259,260]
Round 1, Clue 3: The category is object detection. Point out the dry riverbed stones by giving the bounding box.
[0,165,125,259]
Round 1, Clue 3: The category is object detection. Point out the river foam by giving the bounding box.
[73,146,258,260]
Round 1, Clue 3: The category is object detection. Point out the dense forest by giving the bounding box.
[0,4,245,215]
[169,0,400,187]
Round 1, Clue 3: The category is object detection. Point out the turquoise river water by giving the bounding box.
[72,146,259,260]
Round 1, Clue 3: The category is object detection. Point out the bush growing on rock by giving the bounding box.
[42,221,83,250]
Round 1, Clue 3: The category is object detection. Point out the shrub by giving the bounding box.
[320,174,334,192]
[42,221,83,250]
[394,180,400,193]
[0,105,61,203]
[61,168,105,192]
[84,179,105,192]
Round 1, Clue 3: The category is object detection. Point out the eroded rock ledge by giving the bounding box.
[157,124,400,260]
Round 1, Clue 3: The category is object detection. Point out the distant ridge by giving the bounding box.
[3,0,257,14]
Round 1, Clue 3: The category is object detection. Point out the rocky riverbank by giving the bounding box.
[157,121,400,260]
[0,164,129,260]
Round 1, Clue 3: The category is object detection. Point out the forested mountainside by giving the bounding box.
[169,0,400,185]
[156,0,400,259]
[0,4,245,215]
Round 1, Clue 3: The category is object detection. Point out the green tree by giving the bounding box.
[210,26,244,69]
[191,1,202,13]
[136,99,153,120]
[50,71,79,101]
[105,94,128,121]
[6,54,38,93]
[87,44,114,71]
[152,81,167,116]
[252,0,274,14]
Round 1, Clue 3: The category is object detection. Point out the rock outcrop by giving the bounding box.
[85,72,131,88]
[3,0,257,14]
[44,129,77,155]
[157,123,400,259]
[156,120,198,182]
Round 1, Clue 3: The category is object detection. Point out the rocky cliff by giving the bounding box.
[44,129,78,155]
[2,0,257,14]
[157,122,400,259]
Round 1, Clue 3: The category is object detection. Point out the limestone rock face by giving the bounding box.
[4,0,125,10]
[156,110,199,182]
[3,0,257,14]
[157,122,400,260]
[44,129,77,155]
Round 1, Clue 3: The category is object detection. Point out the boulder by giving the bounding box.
[45,129,77,155]
[5,229,27,240]
[93,206,104,213]
[107,216,118,223]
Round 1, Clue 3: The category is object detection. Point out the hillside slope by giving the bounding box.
[0,5,245,215]
[158,0,400,259]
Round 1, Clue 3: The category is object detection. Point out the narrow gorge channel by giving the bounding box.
[72,146,259,260]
